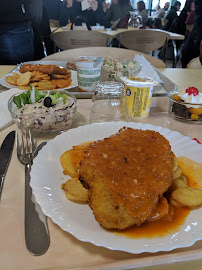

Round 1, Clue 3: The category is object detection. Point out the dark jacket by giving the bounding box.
[59,0,110,27]
[164,6,178,31]
[0,0,32,24]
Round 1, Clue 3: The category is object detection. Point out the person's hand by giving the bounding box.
[88,0,98,11]
[66,0,73,8]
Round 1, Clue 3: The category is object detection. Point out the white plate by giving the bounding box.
[0,60,78,90]
[30,122,202,254]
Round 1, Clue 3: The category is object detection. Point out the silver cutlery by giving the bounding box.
[17,129,50,256]
[0,130,15,201]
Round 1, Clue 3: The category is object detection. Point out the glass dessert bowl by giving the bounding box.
[168,87,202,123]
[8,88,77,134]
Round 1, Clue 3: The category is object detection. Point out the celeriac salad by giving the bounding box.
[11,87,77,133]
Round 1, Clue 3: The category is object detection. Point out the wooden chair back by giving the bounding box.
[186,57,202,69]
[117,29,169,53]
[49,19,60,27]
[42,47,166,68]
[53,31,111,51]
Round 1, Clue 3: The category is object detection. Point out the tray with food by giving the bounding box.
[30,122,202,254]
[66,59,178,99]
[0,60,78,91]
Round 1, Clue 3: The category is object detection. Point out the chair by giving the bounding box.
[52,31,111,51]
[186,57,202,69]
[116,29,169,53]
[49,19,60,27]
[42,47,166,68]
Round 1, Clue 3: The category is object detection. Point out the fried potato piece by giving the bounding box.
[173,155,178,172]
[148,196,169,222]
[51,74,68,79]
[6,75,17,85]
[12,72,20,79]
[173,166,182,179]
[18,85,31,90]
[61,146,88,177]
[171,178,188,191]
[61,177,88,202]
[61,149,78,177]
[37,81,56,90]
[178,174,188,185]
[31,71,50,82]
[51,79,71,88]
[72,141,92,150]
[171,187,202,208]
[169,198,181,207]
[17,71,32,86]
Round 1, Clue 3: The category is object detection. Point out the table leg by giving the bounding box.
[172,40,177,68]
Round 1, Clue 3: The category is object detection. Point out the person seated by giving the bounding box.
[164,1,181,31]
[155,2,170,19]
[137,0,148,28]
[59,0,110,28]
[106,0,133,29]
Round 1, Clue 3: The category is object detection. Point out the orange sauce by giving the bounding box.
[113,157,202,238]
[115,207,190,238]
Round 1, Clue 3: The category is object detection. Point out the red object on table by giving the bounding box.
[193,138,201,144]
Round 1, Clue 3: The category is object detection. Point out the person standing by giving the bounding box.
[155,2,170,20]
[0,0,34,64]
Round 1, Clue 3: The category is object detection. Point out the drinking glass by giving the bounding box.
[89,81,124,123]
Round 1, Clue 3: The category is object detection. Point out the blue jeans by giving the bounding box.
[0,21,34,65]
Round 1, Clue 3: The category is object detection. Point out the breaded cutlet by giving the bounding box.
[79,127,173,230]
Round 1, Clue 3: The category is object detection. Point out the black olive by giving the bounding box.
[44,97,52,107]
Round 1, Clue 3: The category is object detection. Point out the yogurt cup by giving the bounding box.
[74,56,104,92]
[120,76,157,118]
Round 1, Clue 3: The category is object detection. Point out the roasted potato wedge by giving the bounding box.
[171,178,188,191]
[72,141,92,150]
[173,155,178,172]
[171,187,202,208]
[178,174,188,185]
[61,177,88,202]
[6,75,17,85]
[17,71,32,86]
[61,149,78,177]
[173,166,182,179]
[148,196,169,221]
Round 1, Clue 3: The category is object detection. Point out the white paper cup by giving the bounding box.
[74,56,104,92]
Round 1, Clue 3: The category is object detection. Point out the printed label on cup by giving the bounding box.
[122,85,153,118]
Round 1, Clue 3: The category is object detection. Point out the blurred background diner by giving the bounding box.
[0,0,202,68]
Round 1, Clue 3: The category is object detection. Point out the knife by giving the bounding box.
[0,130,15,200]
[25,142,50,256]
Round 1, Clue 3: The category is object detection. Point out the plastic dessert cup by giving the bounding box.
[74,56,104,92]
[120,76,157,118]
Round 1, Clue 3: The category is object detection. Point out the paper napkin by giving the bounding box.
[133,54,162,84]
[0,88,22,130]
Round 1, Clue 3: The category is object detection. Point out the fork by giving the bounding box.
[17,129,50,255]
